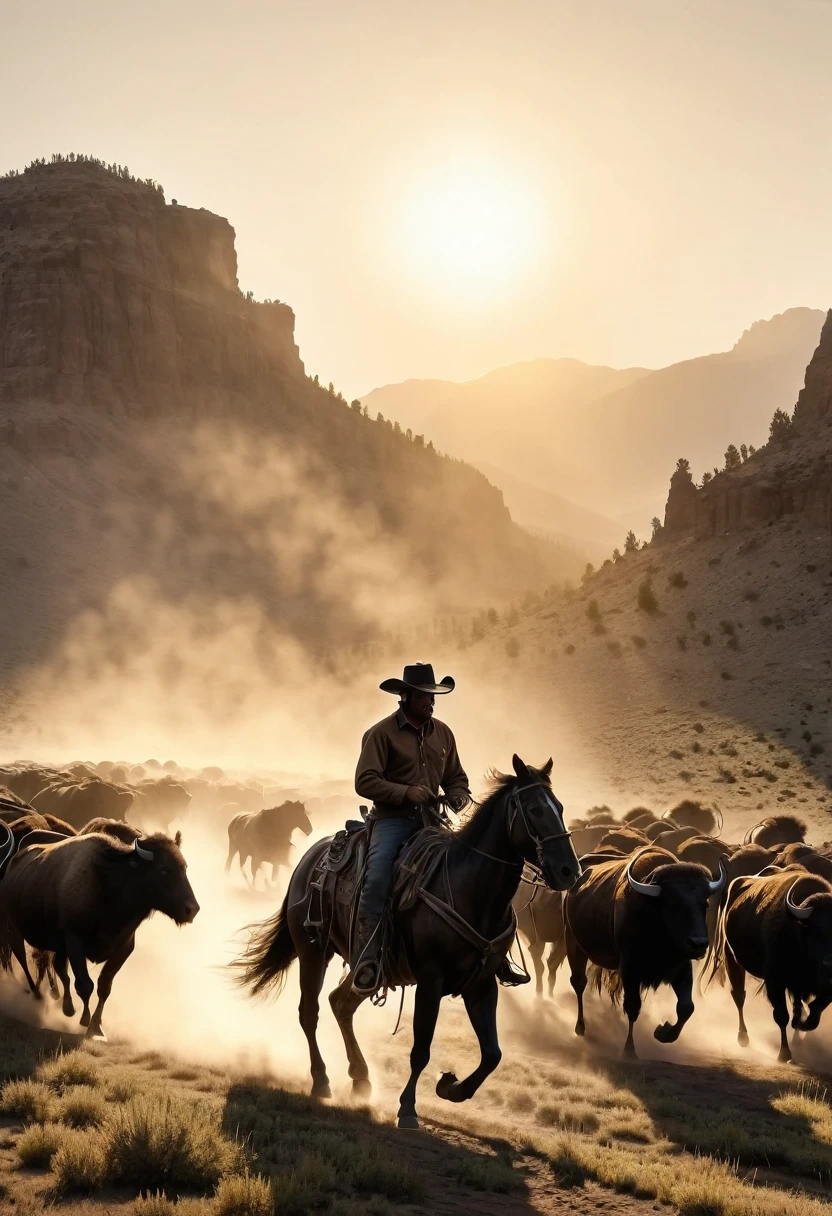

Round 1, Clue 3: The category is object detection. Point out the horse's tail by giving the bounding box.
[232,892,297,998]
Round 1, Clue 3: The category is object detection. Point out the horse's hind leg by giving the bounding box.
[436,976,500,1105]
[398,976,442,1130]
[298,944,335,1099]
[566,929,588,1036]
[329,972,371,1099]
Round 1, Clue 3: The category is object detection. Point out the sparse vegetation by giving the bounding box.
[668,571,687,588]
[52,1128,107,1193]
[637,579,658,613]
[631,635,646,649]
[16,1121,65,1167]
[676,635,687,651]
[0,1079,53,1122]
[505,637,520,659]
[104,1094,241,1191]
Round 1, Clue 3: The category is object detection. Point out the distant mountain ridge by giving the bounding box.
[363,308,825,545]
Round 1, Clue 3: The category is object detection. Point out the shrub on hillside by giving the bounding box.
[668,571,687,589]
[505,637,520,659]
[631,635,647,649]
[637,580,658,613]
[587,600,601,622]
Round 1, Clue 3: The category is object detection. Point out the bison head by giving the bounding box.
[626,852,724,959]
[786,882,832,997]
[129,832,199,925]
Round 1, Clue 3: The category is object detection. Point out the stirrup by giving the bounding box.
[351,961,381,996]
[497,957,531,987]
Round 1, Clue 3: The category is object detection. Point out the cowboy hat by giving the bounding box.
[379,663,455,696]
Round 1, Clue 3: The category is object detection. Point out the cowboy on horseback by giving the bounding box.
[351,662,530,995]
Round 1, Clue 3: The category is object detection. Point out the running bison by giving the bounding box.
[225,802,313,887]
[0,830,199,1038]
[564,845,724,1056]
[711,866,832,1062]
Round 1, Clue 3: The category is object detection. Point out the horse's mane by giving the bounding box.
[454,767,549,849]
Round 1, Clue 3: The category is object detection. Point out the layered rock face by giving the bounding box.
[0,161,303,422]
[663,309,832,539]
[0,159,567,681]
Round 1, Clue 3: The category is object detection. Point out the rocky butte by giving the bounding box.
[0,157,570,677]
[662,310,832,540]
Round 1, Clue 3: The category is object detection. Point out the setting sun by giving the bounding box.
[400,165,547,297]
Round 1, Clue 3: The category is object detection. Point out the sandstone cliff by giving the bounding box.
[662,309,832,539]
[0,157,567,683]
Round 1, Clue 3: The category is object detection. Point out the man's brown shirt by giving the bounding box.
[355,708,470,817]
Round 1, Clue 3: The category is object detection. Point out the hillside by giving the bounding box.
[363,309,824,542]
[450,315,832,829]
[0,157,573,706]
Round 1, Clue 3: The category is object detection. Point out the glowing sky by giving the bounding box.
[3,0,832,397]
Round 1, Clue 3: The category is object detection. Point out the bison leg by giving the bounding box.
[547,936,567,998]
[437,976,501,1107]
[329,968,371,1099]
[724,945,749,1047]
[621,969,642,1059]
[654,961,694,1044]
[526,937,545,997]
[765,981,792,1063]
[65,933,94,1027]
[397,975,442,1129]
[565,930,588,1036]
[7,926,41,1000]
[53,950,75,1018]
[86,935,135,1039]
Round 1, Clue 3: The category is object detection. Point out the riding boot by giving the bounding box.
[496,955,531,987]
[351,913,382,995]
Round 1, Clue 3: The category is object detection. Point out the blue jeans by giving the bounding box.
[357,814,421,923]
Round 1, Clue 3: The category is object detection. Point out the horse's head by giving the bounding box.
[508,754,581,891]
[288,801,313,837]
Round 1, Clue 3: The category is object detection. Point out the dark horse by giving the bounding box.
[234,755,581,1128]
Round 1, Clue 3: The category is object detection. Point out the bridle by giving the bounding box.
[460,780,572,871]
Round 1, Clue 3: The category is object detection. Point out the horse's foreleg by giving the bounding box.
[329,971,371,1099]
[53,949,74,1018]
[436,976,500,1104]
[298,945,333,1099]
[547,935,567,998]
[398,977,442,1130]
[566,928,588,1036]
[526,937,545,997]
[224,839,236,875]
[8,925,40,999]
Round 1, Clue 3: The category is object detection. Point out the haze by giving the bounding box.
[4,0,832,397]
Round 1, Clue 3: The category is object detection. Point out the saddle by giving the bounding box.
[303,815,516,997]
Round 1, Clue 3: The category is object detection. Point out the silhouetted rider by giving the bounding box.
[351,662,529,995]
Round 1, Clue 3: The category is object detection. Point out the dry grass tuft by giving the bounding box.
[447,1151,522,1193]
[39,1052,100,1092]
[58,1085,109,1129]
[104,1093,241,1191]
[16,1121,65,1167]
[51,1128,107,1193]
[214,1170,275,1215]
[0,1079,53,1123]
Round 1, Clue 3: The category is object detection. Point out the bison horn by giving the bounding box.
[626,852,660,898]
[133,838,154,862]
[786,881,813,920]
[708,860,726,893]
[661,813,681,827]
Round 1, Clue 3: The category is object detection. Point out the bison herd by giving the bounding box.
[516,801,832,1060]
[1,756,832,1068]
[0,759,318,1038]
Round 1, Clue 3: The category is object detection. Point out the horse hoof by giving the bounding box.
[435,1071,458,1101]
[653,1022,676,1044]
[79,1011,91,1028]
[311,1081,332,1100]
[575,1022,585,1037]
[85,1026,107,1042]
[622,1044,638,1060]
[397,1114,420,1130]
[351,1078,372,1101]
[738,1030,749,1048]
